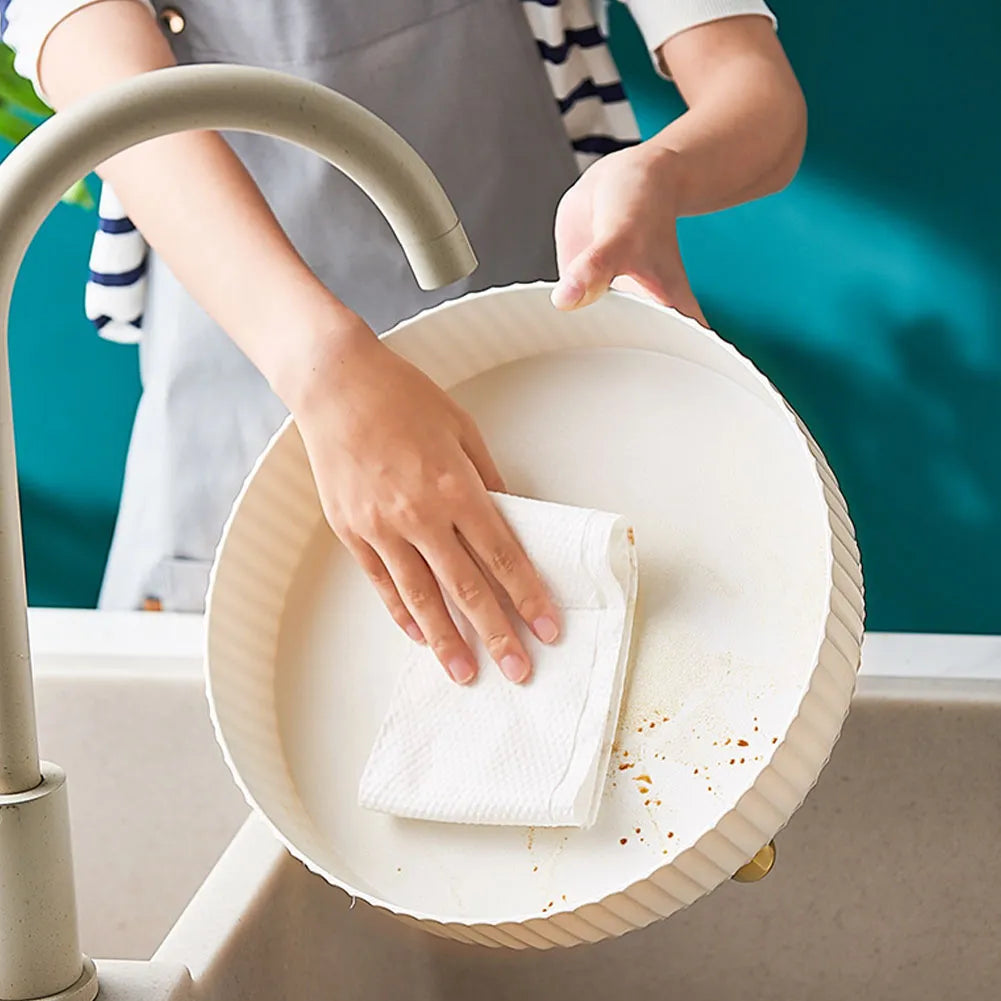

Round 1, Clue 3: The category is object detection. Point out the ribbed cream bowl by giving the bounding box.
[205,284,864,948]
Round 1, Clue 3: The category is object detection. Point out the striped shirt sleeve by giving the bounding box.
[1,0,155,98]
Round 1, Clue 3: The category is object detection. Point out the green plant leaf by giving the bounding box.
[61,177,95,210]
[0,103,33,146]
[0,44,51,118]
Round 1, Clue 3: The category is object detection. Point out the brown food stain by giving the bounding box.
[627,527,635,545]
[740,758,745,764]
[618,762,635,770]
[730,759,735,765]
[526,827,535,851]
[635,774,652,783]
[662,716,670,722]
[772,737,779,744]
[724,738,732,746]
[644,799,650,806]
[737,739,749,747]
[668,831,675,838]
[620,838,628,845]
[638,786,649,794]
[532,865,538,873]
[655,800,662,806]
[694,768,699,774]
[634,827,641,834]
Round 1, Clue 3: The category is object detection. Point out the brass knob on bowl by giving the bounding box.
[160,7,186,35]
[731,841,776,883]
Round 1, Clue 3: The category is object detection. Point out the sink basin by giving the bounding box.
[30,611,1001,998]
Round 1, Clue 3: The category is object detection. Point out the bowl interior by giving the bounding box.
[207,288,838,929]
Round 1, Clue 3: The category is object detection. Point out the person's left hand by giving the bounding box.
[551,143,706,325]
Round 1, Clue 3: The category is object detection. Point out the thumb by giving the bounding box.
[551,239,625,311]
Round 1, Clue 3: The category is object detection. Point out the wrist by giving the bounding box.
[261,299,377,414]
[634,140,692,216]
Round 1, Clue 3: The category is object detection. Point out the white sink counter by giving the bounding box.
[24,610,1001,998]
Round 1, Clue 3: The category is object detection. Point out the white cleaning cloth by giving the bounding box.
[358,493,638,828]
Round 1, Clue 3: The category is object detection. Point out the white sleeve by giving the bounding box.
[622,1,777,75]
[2,0,155,98]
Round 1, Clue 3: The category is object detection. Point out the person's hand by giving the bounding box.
[551,143,706,325]
[288,313,560,685]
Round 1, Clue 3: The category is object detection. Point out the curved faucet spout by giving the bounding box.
[0,64,477,797]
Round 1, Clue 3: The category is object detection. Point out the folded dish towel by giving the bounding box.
[358,493,638,828]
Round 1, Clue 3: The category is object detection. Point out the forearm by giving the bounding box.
[39,0,356,402]
[648,15,807,217]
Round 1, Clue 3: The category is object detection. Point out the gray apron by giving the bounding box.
[99,0,580,611]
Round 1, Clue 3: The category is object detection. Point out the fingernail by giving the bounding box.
[551,278,584,310]
[405,623,425,644]
[448,657,477,685]
[501,654,530,684]
[533,616,559,644]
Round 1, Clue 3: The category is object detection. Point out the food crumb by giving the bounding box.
[620,838,628,845]
[649,722,656,728]
[740,758,745,764]
[635,827,641,834]
[396,867,401,872]
[623,750,629,757]
[618,762,634,770]
[662,716,669,722]
[635,774,652,783]
[772,737,778,744]
[730,758,735,765]
[562,894,566,901]
[737,739,749,747]
[532,865,538,872]
[644,799,650,806]
[655,800,662,806]
[694,768,699,774]
[637,727,644,732]
[638,786,649,794]
[753,726,759,732]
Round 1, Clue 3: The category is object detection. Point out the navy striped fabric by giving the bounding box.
[557,78,629,115]
[82,0,643,340]
[536,26,606,63]
[97,215,137,234]
[88,258,148,287]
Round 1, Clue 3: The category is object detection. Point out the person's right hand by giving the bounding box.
[286,311,561,685]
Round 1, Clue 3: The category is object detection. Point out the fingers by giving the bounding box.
[341,534,425,644]
[456,502,560,648]
[555,240,708,326]
[374,537,480,686]
[422,531,535,684]
[551,238,625,311]
[459,415,507,493]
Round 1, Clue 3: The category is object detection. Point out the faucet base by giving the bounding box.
[4,958,99,1001]
[0,764,92,1000]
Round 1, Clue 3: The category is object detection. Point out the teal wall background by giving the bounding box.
[4,2,1000,631]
